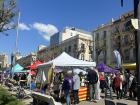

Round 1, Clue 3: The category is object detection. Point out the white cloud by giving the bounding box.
[32,22,58,41]
[42,35,50,40]
[18,23,30,30]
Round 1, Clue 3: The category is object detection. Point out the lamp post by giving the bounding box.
[11,11,20,79]
[133,0,140,105]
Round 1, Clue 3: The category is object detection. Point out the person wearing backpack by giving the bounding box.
[87,69,98,101]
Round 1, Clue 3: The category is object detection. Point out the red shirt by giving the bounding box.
[100,74,105,80]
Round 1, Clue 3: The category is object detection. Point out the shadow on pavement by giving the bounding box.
[105,100,115,105]
[105,100,127,105]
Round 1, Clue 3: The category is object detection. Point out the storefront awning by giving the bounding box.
[122,63,136,70]
[109,63,136,70]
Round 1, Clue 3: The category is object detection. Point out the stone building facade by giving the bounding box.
[0,54,8,69]
[93,11,135,65]
[37,27,93,62]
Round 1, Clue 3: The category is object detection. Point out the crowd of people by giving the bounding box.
[59,68,137,105]
[0,68,138,105]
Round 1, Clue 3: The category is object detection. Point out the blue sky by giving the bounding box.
[0,0,133,63]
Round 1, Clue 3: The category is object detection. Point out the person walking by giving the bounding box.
[130,76,137,99]
[105,73,113,99]
[87,69,98,101]
[99,72,106,93]
[114,73,123,99]
[129,73,136,98]
[62,74,72,105]
[73,72,80,105]
[123,70,130,97]
[94,69,101,101]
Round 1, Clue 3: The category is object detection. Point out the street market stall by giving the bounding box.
[36,52,96,102]
[26,60,43,70]
[26,60,43,76]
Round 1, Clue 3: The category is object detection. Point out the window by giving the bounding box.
[81,54,85,60]
[65,47,67,52]
[71,33,73,36]
[124,20,132,31]
[81,43,85,53]
[96,33,99,41]
[116,26,119,33]
[124,49,130,61]
[103,31,106,39]
[89,55,92,61]
[124,35,129,45]
[68,46,71,52]
[89,46,93,54]
[96,33,99,48]
[133,48,136,60]
[74,44,77,50]
[104,50,107,64]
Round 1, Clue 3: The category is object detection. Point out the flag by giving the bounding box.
[42,71,46,82]
[113,50,122,68]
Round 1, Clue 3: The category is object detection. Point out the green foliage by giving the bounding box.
[0,86,22,105]
[0,0,17,34]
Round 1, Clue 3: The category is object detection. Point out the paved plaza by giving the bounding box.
[22,97,137,105]
[21,92,137,105]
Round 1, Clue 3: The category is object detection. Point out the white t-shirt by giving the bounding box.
[73,74,80,90]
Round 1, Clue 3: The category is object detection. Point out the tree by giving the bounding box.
[0,0,17,35]
[0,86,22,105]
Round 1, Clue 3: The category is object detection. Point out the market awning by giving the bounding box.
[12,64,29,73]
[27,60,43,70]
[122,63,136,70]
[38,52,96,67]
[108,63,136,70]
[97,63,119,73]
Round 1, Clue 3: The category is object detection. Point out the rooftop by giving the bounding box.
[65,27,92,35]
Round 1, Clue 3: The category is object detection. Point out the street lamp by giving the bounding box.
[120,0,140,104]
[133,0,140,105]
[11,11,20,79]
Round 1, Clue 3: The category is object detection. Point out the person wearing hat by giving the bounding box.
[73,72,80,105]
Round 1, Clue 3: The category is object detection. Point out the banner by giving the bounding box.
[113,50,122,68]
[42,71,46,82]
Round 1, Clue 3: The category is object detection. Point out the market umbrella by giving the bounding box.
[26,60,43,70]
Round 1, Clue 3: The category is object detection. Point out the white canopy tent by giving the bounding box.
[38,52,96,67]
[36,52,96,83]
